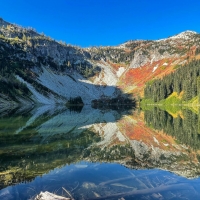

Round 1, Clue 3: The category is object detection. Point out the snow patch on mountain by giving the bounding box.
[117,67,125,77]
[158,31,197,42]
[169,31,197,40]
[152,64,158,72]
[163,62,168,66]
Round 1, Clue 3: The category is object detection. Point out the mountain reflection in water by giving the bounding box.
[0,105,200,199]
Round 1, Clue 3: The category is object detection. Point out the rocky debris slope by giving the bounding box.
[0,17,200,104]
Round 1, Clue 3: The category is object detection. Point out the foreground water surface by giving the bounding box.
[1,105,200,199]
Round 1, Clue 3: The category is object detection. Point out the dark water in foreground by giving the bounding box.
[1,105,200,199]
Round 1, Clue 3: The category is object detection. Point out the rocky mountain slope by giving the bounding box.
[0,18,200,105]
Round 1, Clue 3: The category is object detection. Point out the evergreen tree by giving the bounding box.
[144,60,200,102]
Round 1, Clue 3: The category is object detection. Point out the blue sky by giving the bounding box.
[1,0,200,47]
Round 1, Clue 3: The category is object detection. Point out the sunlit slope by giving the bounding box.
[1,18,200,104]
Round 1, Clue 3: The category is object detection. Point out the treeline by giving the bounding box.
[0,46,32,100]
[91,95,136,111]
[144,107,200,150]
[0,75,30,101]
[144,60,200,102]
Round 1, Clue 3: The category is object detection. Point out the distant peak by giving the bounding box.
[156,30,198,42]
[168,30,198,40]
[183,30,197,34]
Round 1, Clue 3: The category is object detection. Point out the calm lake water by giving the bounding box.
[1,105,200,200]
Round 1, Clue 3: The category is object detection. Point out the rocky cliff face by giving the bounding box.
[0,18,200,105]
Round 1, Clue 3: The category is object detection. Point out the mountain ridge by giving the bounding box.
[0,18,200,106]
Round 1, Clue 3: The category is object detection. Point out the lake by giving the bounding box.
[0,105,200,200]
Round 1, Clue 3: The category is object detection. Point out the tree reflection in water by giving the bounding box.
[1,105,200,199]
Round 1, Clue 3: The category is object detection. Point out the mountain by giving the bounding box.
[0,18,200,106]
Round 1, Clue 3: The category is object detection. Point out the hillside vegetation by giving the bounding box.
[143,60,200,104]
[1,17,200,106]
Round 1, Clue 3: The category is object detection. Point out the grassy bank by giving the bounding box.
[140,92,200,115]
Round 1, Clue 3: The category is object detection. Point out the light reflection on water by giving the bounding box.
[0,105,200,199]
[1,162,200,200]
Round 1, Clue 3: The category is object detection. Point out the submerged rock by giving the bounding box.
[34,191,71,200]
